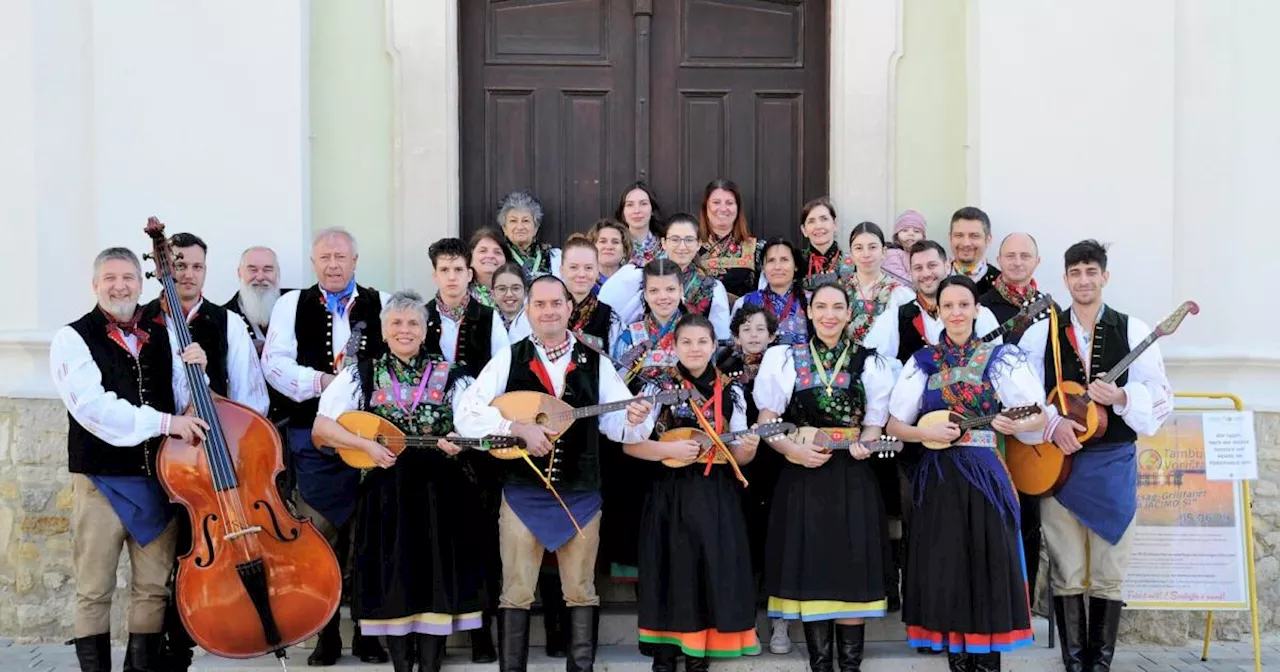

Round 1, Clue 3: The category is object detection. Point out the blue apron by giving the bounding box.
[288,427,359,529]
[1053,441,1137,545]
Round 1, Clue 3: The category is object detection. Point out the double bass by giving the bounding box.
[145,218,342,660]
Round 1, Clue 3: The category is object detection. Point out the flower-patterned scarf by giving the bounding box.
[846,273,902,344]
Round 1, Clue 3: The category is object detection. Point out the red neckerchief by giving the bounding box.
[529,343,578,397]
[912,294,937,341]
[682,370,725,476]
[994,275,1037,306]
[101,306,149,353]
[807,244,840,277]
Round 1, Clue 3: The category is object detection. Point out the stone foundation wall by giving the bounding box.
[2,397,1278,644]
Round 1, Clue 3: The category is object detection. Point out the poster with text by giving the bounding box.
[1122,413,1250,610]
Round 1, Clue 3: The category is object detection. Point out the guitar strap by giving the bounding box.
[686,398,749,487]
[1049,308,1067,414]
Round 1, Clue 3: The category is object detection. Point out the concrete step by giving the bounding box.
[192,615,1061,670]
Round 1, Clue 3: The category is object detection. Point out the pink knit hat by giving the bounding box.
[894,209,927,235]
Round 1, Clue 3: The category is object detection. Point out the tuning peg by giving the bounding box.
[145,272,155,279]
[174,252,184,260]
[142,253,153,261]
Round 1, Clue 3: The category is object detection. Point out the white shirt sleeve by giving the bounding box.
[49,327,169,446]
[976,306,1001,343]
[861,354,895,427]
[1017,318,1051,387]
[261,290,325,402]
[888,358,928,426]
[710,281,731,341]
[454,345,515,438]
[888,285,915,311]
[730,384,749,433]
[1113,316,1174,436]
[550,248,564,280]
[863,304,901,361]
[989,345,1050,444]
[597,354,647,443]
[489,311,511,357]
[507,311,531,343]
[752,344,795,415]
[632,382,663,439]
[225,311,271,415]
[730,295,745,319]
[317,368,360,420]
[598,264,644,328]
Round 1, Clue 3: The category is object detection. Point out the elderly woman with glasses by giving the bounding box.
[599,213,731,342]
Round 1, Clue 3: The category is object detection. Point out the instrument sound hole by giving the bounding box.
[535,413,548,425]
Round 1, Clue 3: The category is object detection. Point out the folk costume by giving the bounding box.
[700,233,760,301]
[318,350,486,672]
[888,336,1046,670]
[844,273,915,346]
[864,295,1002,365]
[455,333,647,672]
[631,231,662,267]
[800,242,856,294]
[950,260,1002,297]
[507,240,562,281]
[633,367,761,665]
[732,287,808,345]
[51,305,192,671]
[753,338,897,672]
[261,280,390,663]
[1019,306,1172,671]
[225,288,298,425]
[140,297,270,672]
[599,264,732,341]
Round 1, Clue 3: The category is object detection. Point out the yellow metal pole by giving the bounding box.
[1200,611,1213,660]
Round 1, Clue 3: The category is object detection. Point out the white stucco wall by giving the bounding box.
[0,0,310,397]
[970,0,1280,409]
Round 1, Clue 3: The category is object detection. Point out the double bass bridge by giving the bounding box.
[224,525,264,541]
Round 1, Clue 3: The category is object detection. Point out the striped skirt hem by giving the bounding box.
[766,597,887,621]
[638,628,761,658]
[359,611,483,637]
[905,625,1035,654]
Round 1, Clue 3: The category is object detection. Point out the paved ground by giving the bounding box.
[5,615,1276,671]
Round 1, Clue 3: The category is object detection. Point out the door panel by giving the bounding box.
[459,0,828,245]
[460,0,635,242]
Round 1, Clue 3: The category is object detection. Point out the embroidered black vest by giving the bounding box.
[973,265,1002,298]
[896,302,929,363]
[785,341,873,429]
[571,299,614,353]
[65,308,176,476]
[715,350,759,425]
[224,294,296,423]
[142,299,230,396]
[291,284,385,427]
[425,298,497,379]
[1043,306,1136,446]
[502,339,602,492]
[979,287,1044,345]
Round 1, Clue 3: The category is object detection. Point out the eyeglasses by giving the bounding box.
[665,236,699,248]
[493,285,524,295]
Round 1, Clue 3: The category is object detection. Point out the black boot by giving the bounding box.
[74,633,112,672]
[122,633,163,672]
[1053,595,1088,672]
[539,573,568,658]
[566,606,599,672]
[499,608,531,672]
[971,652,1000,672]
[385,635,414,672]
[801,621,834,672]
[417,634,446,672]
[472,611,498,663]
[307,611,342,666]
[351,623,389,663]
[1086,598,1123,672]
[946,651,969,672]
[685,655,710,672]
[835,624,865,672]
[650,644,678,672]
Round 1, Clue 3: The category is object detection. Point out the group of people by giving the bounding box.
[52,178,1172,672]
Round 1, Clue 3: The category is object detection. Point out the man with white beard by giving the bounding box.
[50,247,210,672]
[224,245,295,426]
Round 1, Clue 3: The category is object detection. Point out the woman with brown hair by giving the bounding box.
[616,181,665,266]
[468,228,507,308]
[587,219,633,291]
[698,179,761,302]
[798,197,857,293]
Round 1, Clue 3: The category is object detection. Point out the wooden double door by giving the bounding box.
[459,0,829,244]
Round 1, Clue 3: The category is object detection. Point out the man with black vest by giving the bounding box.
[424,237,509,662]
[262,227,389,665]
[50,247,211,672]
[948,206,1002,295]
[978,231,1054,601]
[1020,240,1172,672]
[224,245,296,424]
[456,276,651,672]
[865,240,999,364]
[138,232,270,672]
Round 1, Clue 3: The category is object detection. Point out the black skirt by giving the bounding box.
[738,443,784,580]
[637,465,757,636]
[352,447,488,634]
[600,439,657,580]
[765,453,889,618]
[902,450,1033,652]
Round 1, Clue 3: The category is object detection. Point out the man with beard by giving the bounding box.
[262,227,390,665]
[138,233,270,672]
[865,240,1000,363]
[948,207,1002,295]
[224,246,297,426]
[50,247,211,672]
